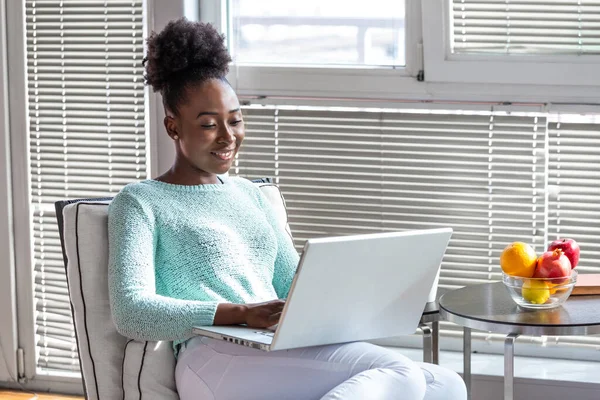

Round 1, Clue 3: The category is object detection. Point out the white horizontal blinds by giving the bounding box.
[275,109,388,245]
[27,0,147,205]
[237,106,546,289]
[236,105,600,351]
[452,0,600,55]
[537,120,600,350]
[26,0,147,374]
[548,121,600,272]
[32,208,78,372]
[379,111,547,288]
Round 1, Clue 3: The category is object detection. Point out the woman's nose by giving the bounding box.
[218,124,236,144]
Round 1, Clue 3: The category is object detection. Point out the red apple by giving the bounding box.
[548,238,580,269]
[533,249,571,279]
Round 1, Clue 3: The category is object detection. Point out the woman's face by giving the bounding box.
[166,79,244,179]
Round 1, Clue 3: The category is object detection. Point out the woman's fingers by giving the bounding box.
[267,312,282,323]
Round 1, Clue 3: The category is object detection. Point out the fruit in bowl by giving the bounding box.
[548,238,580,269]
[502,271,578,309]
[521,279,550,304]
[500,238,580,309]
[500,242,538,278]
[534,249,571,279]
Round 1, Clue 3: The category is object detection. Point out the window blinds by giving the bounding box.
[26,0,147,374]
[451,0,600,55]
[236,105,600,352]
[548,121,600,272]
[542,120,600,349]
[237,106,547,287]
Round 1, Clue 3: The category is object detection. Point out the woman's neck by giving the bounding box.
[155,164,222,186]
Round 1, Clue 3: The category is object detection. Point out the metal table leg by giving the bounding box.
[504,333,519,400]
[432,321,440,365]
[420,323,433,364]
[463,327,471,400]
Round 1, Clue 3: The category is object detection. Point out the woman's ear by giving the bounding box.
[164,115,179,140]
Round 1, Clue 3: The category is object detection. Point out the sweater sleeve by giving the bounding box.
[108,191,218,342]
[254,187,300,299]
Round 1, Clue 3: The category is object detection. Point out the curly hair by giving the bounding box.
[143,18,232,114]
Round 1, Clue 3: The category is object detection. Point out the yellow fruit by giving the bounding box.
[522,279,550,304]
[500,242,538,277]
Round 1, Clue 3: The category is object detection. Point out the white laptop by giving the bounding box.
[192,228,452,351]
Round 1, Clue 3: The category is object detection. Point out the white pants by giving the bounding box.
[175,336,467,400]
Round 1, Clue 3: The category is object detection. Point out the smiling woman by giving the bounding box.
[107,17,466,400]
[143,18,244,184]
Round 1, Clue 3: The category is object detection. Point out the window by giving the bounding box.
[219,0,599,106]
[209,0,600,362]
[16,0,149,381]
[224,0,419,100]
[451,0,600,55]
[1,0,597,389]
[421,0,600,86]
[229,0,406,66]
[235,103,600,360]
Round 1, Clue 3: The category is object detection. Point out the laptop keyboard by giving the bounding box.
[256,331,274,337]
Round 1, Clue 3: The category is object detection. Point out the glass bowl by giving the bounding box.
[502,270,578,310]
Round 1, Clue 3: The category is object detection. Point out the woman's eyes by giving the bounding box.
[200,120,243,128]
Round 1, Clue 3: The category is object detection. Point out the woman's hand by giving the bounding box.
[213,300,285,328]
[243,299,285,329]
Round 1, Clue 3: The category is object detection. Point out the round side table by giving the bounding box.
[440,282,600,400]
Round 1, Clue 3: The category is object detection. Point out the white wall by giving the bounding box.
[148,0,198,176]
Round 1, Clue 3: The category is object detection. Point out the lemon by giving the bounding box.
[522,280,550,304]
[500,242,538,278]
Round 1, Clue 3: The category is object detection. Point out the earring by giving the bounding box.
[173,135,179,140]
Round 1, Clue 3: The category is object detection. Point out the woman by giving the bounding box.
[108,17,467,400]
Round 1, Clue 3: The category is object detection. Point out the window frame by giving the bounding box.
[7,0,37,383]
[208,0,600,105]
[0,0,19,384]
[421,0,600,86]
[213,0,422,99]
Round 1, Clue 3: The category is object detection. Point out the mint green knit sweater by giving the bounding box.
[107,177,299,350]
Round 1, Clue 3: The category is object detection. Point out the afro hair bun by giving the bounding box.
[143,18,231,93]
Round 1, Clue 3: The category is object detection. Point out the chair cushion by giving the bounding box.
[62,182,289,400]
[255,181,292,237]
[122,340,177,400]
